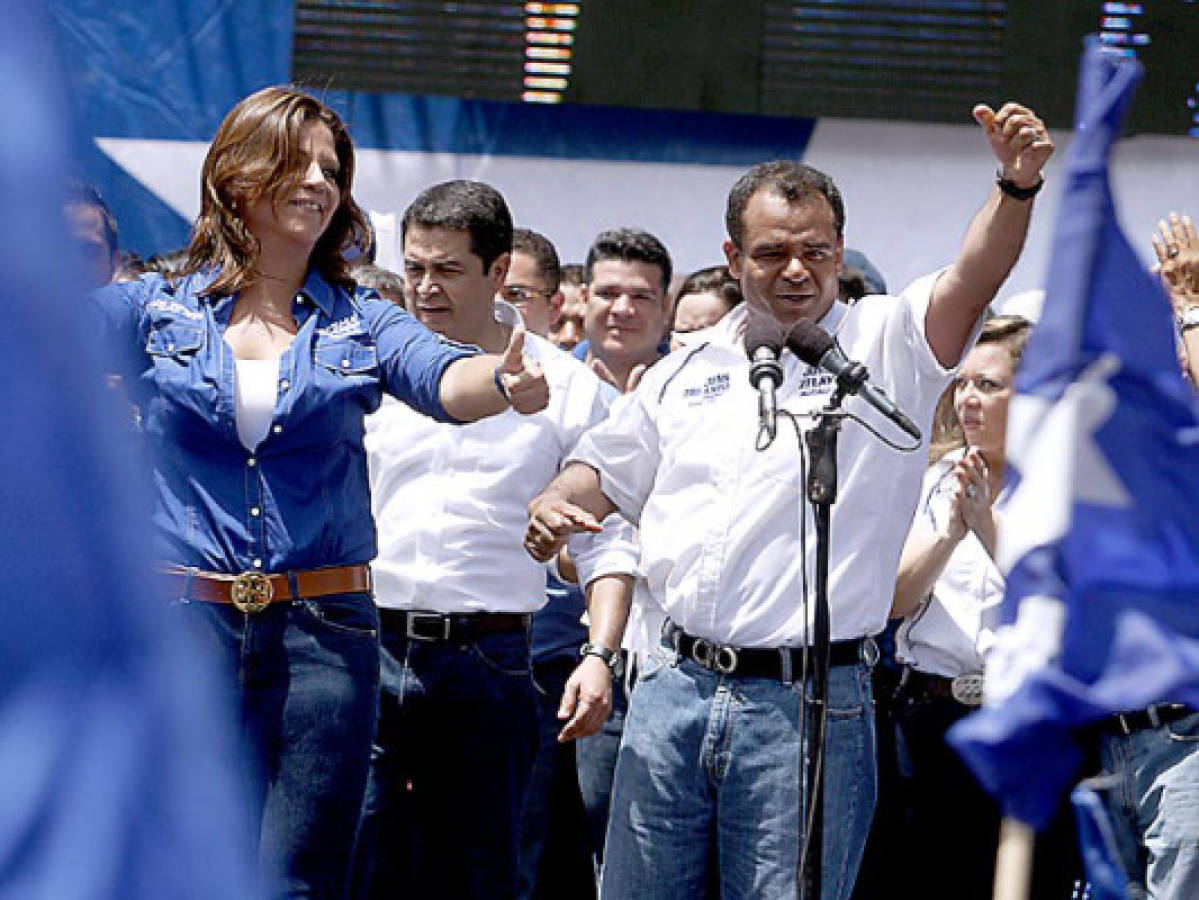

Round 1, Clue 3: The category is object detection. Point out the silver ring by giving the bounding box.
[1168,246,1181,259]
[965,485,979,500]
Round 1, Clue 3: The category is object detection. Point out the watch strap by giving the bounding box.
[580,641,619,673]
[996,172,1044,201]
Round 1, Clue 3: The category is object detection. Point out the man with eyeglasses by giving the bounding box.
[355,181,635,900]
[501,228,565,340]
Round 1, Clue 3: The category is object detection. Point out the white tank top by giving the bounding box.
[233,357,279,451]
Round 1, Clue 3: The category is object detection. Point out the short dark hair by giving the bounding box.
[144,247,191,280]
[65,178,119,256]
[402,180,513,271]
[560,262,586,288]
[584,227,672,292]
[676,265,742,309]
[352,262,405,299]
[511,227,561,291]
[725,161,845,249]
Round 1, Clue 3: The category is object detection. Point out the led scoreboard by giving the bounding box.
[293,1,1199,136]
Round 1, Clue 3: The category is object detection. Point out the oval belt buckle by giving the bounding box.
[231,571,274,614]
[713,645,739,675]
[951,671,985,707]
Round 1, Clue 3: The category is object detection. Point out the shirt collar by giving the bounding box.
[719,300,850,353]
[190,267,339,319]
[299,269,338,317]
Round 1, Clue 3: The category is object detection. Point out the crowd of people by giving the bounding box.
[70,84,1199,900]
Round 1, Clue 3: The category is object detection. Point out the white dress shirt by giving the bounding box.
[365,302,637,613]
[571,274,962,647]
[895,450,1005,676]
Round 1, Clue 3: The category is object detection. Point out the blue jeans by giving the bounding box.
[354,629,538,900]
[1098,710,1199,900]
[600,648,877,900]
[181,592,380,900]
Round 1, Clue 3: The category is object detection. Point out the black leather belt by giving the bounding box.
[663,619,876,679]
[379,608,530,643]
[1102,703,1193,736]
[897,666,984,707]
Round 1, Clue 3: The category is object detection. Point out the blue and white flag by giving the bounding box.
[948,38,1199,831]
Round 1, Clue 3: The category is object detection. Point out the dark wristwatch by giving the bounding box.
[995,171,1043,201]
[580,641,620,676]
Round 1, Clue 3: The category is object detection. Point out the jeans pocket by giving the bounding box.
[296,593,379,639]
[633,645,674,684]
[470,634,531,677]
[824,663,872,720]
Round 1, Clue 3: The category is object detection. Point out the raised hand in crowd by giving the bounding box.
[1152,212,1199,385]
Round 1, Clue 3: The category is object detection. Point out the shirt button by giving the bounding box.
[250,507,261,517]
[341,359,351,369]
[247,457,257,467]
[295,294,305,304]
[252,558,263,569]
[279,379,290,391]
[272,425,282,434]
[166,342,176,352]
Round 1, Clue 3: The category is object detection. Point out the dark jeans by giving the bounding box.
[517,656,597,900]
[893,687,1001,900]
[892,684,1082,899]
[181,592,380,900]
[354,628,538,900]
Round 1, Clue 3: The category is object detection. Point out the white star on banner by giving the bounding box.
[997,352,1132,576]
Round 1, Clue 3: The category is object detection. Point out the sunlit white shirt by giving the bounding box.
[895,450,1005,676]
[571,273,962,647]
[366,302,637,613]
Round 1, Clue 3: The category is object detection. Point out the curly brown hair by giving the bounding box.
[183,86,371,297]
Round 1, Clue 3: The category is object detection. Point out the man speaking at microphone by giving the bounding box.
[525,102,1053,899]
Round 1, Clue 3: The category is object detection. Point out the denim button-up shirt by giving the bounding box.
[95,268,474,575]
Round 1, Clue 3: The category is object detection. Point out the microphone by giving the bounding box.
[787,320,922,441]
[745,317,784,440]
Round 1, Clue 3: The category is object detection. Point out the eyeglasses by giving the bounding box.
[500,285,554,305]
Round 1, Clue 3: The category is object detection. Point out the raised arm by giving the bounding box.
[1152,212,1199,385]
[438,324,549,421]
[925,103,1055,367]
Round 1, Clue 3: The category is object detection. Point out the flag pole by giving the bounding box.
[992,817,1035,900]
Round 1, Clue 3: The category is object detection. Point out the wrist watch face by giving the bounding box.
[1179,306,1199,331]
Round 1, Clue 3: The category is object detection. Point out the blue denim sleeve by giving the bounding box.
[91,276,154,376]
[359,295,478,424]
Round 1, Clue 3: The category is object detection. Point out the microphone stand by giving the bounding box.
[799,384,847,900]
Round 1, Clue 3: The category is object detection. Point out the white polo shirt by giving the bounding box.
[366,302,637,613]
[570,274,958,647]
[895,450,1005,676]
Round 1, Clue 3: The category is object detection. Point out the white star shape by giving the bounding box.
[997,352,1132,575]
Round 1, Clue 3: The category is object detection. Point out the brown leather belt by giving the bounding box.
[162,564,371,614]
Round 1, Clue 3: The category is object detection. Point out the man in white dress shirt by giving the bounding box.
[353,181,635,900]
[525,103,1054,899]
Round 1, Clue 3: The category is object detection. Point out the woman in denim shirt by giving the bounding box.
[94,86,547,899]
